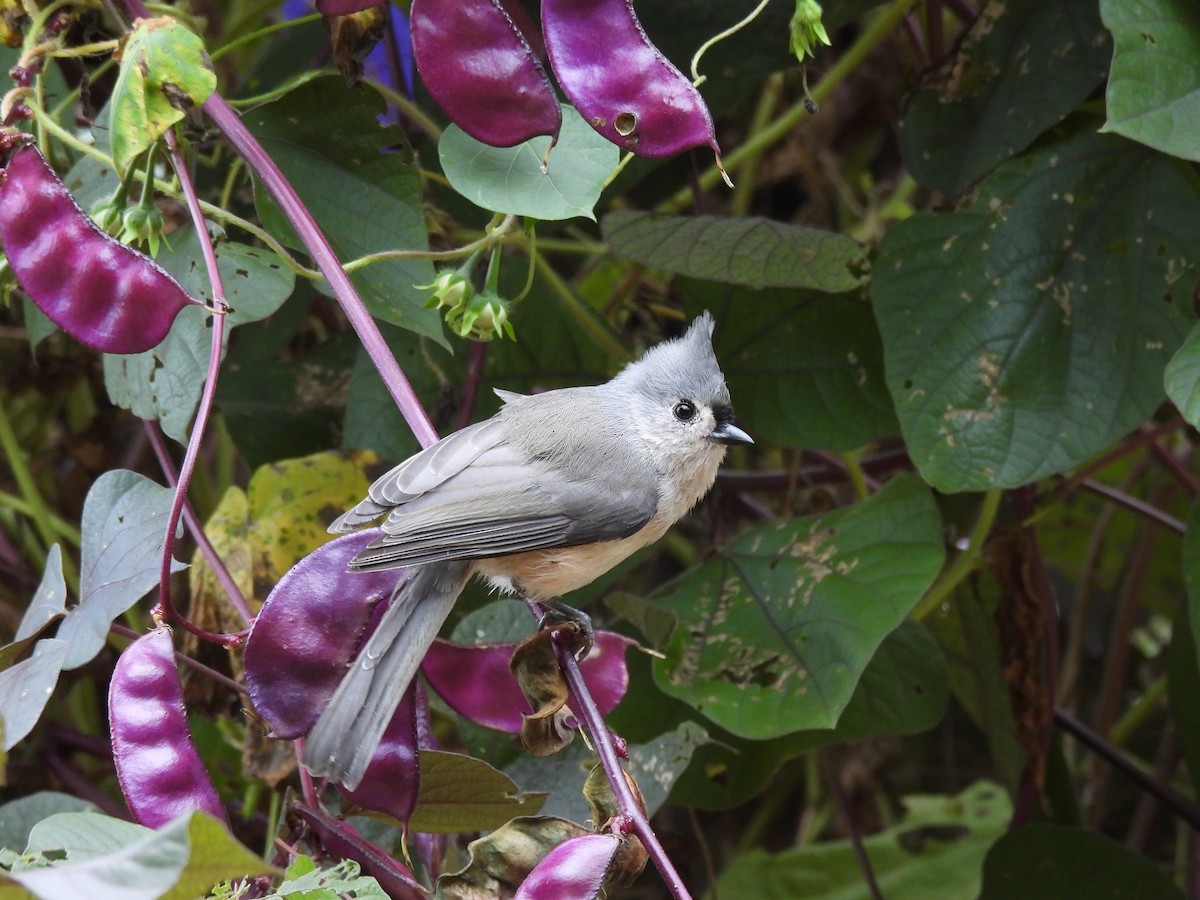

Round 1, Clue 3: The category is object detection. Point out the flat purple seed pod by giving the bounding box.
[108,628,227,828]
[0,145,197,354]
[514,833,619,900]
[243,531,402,739]
[342,683,420,822]
[542,0,719,159]
[410,0,561,148]
[421,632,636,733]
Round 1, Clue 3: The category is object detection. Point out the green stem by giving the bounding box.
[840,450,871,502]
[912,488,1003,621]
[529,251,630,364]
[731,73,783,216]
[0,402,77,588]
[209,12,320,62]
[660,0,918,213]
[0,490,82,547]
[342,214,517,272]
[1109,675,1168,748]
[365,78,444,143]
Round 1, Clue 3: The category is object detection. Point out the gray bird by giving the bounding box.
[303,312,751,789]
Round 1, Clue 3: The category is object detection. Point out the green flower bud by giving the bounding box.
[89,198,124,236]
[417,269,472,314]
[119,205,167,257]
[449,292,514,342]
[789,0,831,62]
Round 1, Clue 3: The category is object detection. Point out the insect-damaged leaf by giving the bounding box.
[652,476,944,739]
[873,125,1199,493]
[109,17,216,176]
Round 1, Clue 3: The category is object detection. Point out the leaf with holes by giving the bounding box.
[652,476,944,739]
[873,125,1199,493]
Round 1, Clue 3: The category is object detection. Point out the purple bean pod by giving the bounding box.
[0,143,199,354]
[108,627,227,828]
[409,0,561,148]
[513,833,620,900]
[542,0,722,163]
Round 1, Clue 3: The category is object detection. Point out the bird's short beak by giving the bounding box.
[710,421,754,445]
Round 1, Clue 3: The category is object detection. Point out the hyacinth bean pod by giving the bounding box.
[0,144,198,354]
[541,0,723,167]
[108,628,227,828]
[513,833,620,900]
[409,0,561,148]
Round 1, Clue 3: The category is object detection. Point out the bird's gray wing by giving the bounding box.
[329,418,507,532]
[346,447,658,571]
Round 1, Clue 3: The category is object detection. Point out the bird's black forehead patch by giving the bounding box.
[713,403,735,423]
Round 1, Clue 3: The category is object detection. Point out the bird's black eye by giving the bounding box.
[674,400,697,421]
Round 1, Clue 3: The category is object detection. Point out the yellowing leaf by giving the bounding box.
[110,17,217,175]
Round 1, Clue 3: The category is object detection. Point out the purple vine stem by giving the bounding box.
[144,422,254,627]
[154,128,234,643]
[559,645,691,899]
[200,93,439,450]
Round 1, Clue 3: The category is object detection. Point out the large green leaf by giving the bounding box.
[243,76,440,340]
[408,751,545,834]
[103,229,295,443]
[439,104,618,222]
[109,17,216,176]
[603,212,868,293]
[616,618,948,810]
[653,476,944,738]
[716,782,1009,899]
[873,125,1199,493]
[1102,0,1200,162]
[979,823,1185,899]
[682,282,897,450]
[898,0,1110,196]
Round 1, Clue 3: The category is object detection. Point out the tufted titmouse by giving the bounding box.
[302,312,751,789]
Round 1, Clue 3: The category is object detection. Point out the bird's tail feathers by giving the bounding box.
[301,560,471,790]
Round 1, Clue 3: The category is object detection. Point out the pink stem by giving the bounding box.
[154,130,233,643]
[200,94,439,450]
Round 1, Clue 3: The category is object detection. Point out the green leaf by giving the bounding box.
[102,229,295,443]
[109,17,216,176]
[3,812,273,900]
[668,618,949,810]
[873,125,1199,493]
[683,282,897,450]
[603,212,868,292]
[14,545,65,642]
[1165,322,1200,425]
[243,75,440,340]
[56,470,184,670]
[653,476,944,738]
[979,823,1185,899]
[716,781,1009,899]
[0,794,97,855]
[898,0,1110,195]
[1101,0,1200,162]
[439,104,617,221]
[0,639,66,750]
[408,751,546,834]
